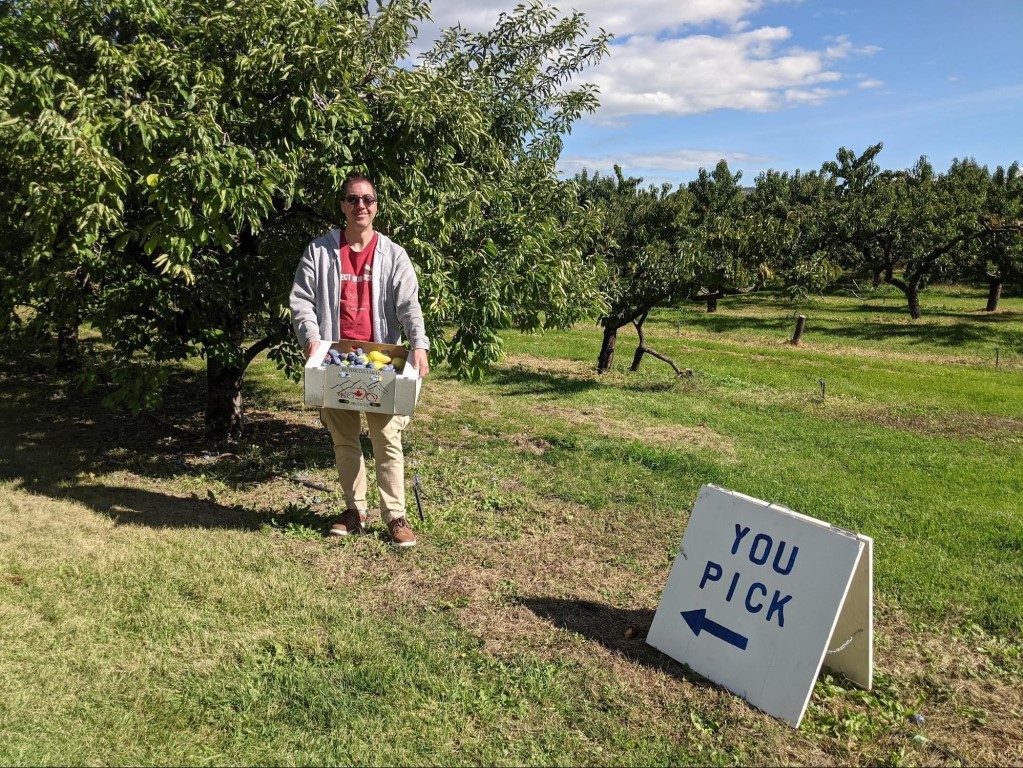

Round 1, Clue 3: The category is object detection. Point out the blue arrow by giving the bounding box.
[681,609,749,650]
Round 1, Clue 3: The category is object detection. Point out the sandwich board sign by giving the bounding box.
[647,484,873,728]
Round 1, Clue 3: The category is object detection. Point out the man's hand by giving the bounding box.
[304,341,319,361]
[413,348,429,379]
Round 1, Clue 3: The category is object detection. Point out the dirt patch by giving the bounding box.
[818,401,1023,441]
[536,404,737,457]
[503,353,598,378]
[507,434,551,455]
[322,521,811,762]
[415,383,499,420]
[867,602,1023,763]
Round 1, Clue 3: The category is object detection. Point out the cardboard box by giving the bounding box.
[304,340,422,416]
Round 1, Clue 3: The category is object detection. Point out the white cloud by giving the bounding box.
[418,1,881,119]
[858,78,884,89]
[824,34,882,60]
[559,149,774,176]
[589,28,844,117]
[424,0,779,39]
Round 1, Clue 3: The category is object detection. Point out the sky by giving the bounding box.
[418,0,1023,188]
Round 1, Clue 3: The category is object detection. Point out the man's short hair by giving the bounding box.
[341,172,376,198]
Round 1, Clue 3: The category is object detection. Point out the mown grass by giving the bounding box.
[481,285,1023,631]
[1,283,1021,765]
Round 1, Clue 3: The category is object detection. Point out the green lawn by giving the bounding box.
[1,284,1020,765]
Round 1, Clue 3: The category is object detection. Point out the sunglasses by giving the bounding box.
[344,194,377,206]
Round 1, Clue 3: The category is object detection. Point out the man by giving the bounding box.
[289,173,430,548]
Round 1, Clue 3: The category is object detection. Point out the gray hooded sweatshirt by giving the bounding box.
[290,229,429,351]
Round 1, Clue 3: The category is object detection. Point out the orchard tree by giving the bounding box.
[576,166,698,375]
[575,160,820,376]
[821,144,892,285]
[0,0,127,366]
[1,0,609,440]
[1,0,397,435]
[975,162,1023,311]
[391,2,610,379]
[746,168,843,296]
[823,147,1017,318]
[881,157,1021,319]
[686,160,754,312]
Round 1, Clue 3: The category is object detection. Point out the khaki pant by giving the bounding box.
[319,408,409,524]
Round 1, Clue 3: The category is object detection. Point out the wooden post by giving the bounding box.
[791,315,807,345]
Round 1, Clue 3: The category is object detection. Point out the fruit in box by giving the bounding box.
[319,344,407,373]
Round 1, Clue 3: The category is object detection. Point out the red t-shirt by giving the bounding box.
[338,232,376,341]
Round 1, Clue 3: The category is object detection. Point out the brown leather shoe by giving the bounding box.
[387,516,417,548]
[329,509,366,537]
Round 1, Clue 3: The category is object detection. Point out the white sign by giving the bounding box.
[647,485,873,728]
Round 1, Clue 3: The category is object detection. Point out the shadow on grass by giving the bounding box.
[487,364,602,397]
[518,596,710,684]
[488,362,690,396]
[0,356,337,533]
[50,483,271,530]
[649,302,1021,349]
[823,315,1020,348]
[646,312,793,337]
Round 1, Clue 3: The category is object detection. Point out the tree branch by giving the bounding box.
[244,324,289,366]
[630,310,690,377]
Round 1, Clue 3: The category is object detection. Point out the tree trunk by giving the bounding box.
[906,283,922,320]
[986,276,1003,312]
[55,320,80,372]
[597,324,618,373]
[885,276,922,320]
[206,356,245,442]
[691,292,723,313]
[204,227,259,442]
[54,266,93,372]
[629,343,645,371]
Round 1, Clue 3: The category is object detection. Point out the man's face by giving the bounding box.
[341,180,377,229]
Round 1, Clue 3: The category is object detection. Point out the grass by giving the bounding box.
[1,283,1021,765]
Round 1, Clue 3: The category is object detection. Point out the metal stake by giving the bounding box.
[413,473,425,522]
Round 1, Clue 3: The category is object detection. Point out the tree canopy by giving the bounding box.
[1,0,609,439]
[574,166,697,374]
[822,145,1022,317]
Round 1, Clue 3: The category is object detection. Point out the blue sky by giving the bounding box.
[423,0,1023,188]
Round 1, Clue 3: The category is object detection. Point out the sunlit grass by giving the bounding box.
[1,284,1021,765]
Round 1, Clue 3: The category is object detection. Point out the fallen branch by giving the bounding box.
[290,475,335,494]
